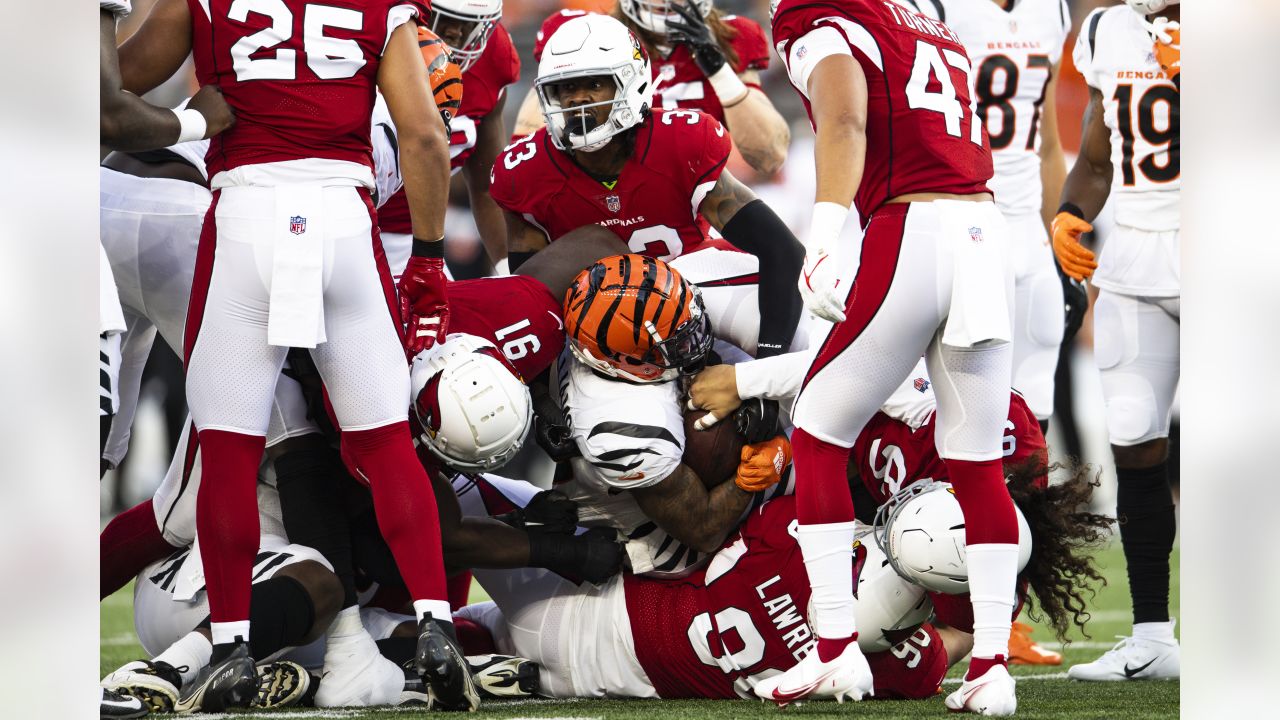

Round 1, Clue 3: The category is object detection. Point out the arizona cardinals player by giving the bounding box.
[767,0,1022,711]
[1056,0,1181,683]
[493,13,803,359]
[115,0,464,710]
[514,1,789,175]
[379,0,521,270]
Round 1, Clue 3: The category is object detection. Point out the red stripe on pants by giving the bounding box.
[358,188,406,346]
[183,190,221,367]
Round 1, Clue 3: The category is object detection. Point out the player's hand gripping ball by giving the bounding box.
[735,435,792,492]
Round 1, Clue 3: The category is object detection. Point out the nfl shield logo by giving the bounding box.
[914,377,931,393]
[968,226,983,243]
[606,195,621,213]
[289,216,307,235]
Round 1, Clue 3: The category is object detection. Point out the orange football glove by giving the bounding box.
[1051,211,1097,282]
[1151,19,1180,82]
[735,436,792,493]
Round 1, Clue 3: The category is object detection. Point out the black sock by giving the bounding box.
[275,443,358,607]
[1115,461,1176,625]
[1038,418,1049,436]
[247,575,316,659]
[376,637,418,668]
[210,640,245,665]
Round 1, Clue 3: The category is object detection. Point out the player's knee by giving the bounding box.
[1105,392,1158,447]
[1026,272,1065,348]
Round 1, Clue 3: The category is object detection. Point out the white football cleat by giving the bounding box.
[315,623,405,707]
[102,659,183,713]
[945,663,1017,716]
[752,642,873,706]
[1067,630,1180,682]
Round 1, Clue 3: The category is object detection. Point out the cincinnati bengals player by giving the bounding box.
[768,0,1022,710]
[494,13,803,359]
[379,0,521,271]
[514,1,789,175]
[1055,0,1181,683]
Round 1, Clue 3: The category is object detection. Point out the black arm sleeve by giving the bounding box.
[718,200,805,358]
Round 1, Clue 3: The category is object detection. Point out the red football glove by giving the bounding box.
[398,256,449,355]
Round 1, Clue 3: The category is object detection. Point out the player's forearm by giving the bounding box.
[735,348,818,403]
[512,88,546,137]
[637,466,753,554]
[399,123,451,241]
[1059,156,1111,223]
[809,57,867,211]
[466,183,509,265]
[1039,146,1068,230]
[101,91,182,150]
[722,89,790,176]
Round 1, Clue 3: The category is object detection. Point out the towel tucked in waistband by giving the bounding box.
[268,184,326,348]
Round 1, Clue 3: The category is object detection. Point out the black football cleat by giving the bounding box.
[99,687,147,719]
[175,642,257,713]
[415,618,479,711]
[468,654,540,699]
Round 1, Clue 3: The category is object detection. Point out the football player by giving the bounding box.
[494,14,804,360]
[1054,0,1181,682]
[768,0,1022,710]
[514,1,790,175]
[379,0,521,271]
[913,0,1074,428]
[117,0,464,710]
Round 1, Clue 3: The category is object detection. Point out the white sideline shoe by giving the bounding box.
[1067,628,1180,682]
[945,663,1017,716]
[752,641,873,706]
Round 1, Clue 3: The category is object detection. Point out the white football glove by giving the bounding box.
[798,247,846,323]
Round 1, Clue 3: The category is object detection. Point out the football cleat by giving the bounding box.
[1067,628,1180,681]
[467,654,540,699]
[416,618,480,711]
[752,641,873,706]
[254,660,314,709]
[175,642,257,713]
[100,687,147,719]
[102,659,183,713]
[1008,622,1062,666]
[944,663,1017,716]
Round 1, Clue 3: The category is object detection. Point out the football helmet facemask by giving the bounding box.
[620,0,713,37]
[428,0,503,73]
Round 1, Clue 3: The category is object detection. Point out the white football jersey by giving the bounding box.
[100,0,131,19]
[1073,6,1179,231]
[932,0,1070,216]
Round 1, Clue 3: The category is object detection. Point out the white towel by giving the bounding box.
[268,184,326,348]
[936,200,1013,348]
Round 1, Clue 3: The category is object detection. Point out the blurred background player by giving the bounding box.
[765,0,1021,713]
[1054,0,1180,683]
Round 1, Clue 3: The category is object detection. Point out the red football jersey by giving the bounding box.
[851,390,1047,505]
[490,109,731,261]
[533,10,769,124]
[771,0,993,216]
[624,496,947,699]
[446,276,563,381]
[379,23,521,234]
[187,0,428,182]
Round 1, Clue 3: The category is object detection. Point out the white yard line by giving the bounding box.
[101,633,141,647]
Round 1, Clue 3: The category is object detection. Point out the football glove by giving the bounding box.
[666,1,726,77]
[398,256,449,355]
[798,247,846,322]
[496,489,578,536]
[735,435,792,493]
[1059,266,1089,346]
[735,397,782,445]
[1149,18,1180,86]
[1050,211,1097,282]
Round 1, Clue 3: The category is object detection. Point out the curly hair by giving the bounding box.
[1009,459,1113,642]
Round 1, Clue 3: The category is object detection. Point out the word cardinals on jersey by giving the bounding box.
[490,109,731,261]
[623,496,948,700]
[533,9,770,122]
[447,275,564,381]
[772,0,993,216]
[187,0,430,183]
[379,22,522,234]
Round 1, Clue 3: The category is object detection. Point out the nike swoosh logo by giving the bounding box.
[801,256,828,291]
[1123,658,1156,677]
[548,310,564,331]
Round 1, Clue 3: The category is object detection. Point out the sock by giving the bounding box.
[195,429,265,628]
[1038,419,1049,435]
[343,422,448,610]
[966,544,1019,661]
[153,631,213,688]
[100,498,179,599]
[1132,620,1176,643]
[792,428,855,525]
[210,620,250,655]
[375,637,418,667]
[246,575,316,659]
[966,654,1007,681]
[945,458,1019,545]
[414,599,453,629]
[796,521,858,659]
[1115,461,1175,624]
[274,441,358,607]
[447,572,472,609]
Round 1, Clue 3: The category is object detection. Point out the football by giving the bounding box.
[682,408,745,489]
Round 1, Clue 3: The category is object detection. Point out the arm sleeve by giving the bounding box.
[733,348,818,404]
[100,0,131,18]
[718,200,805,357]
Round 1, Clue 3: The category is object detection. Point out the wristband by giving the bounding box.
[493,257,510,276]
[411,237,445,259]
[1057,202,1086,221]
[707,65,750,107]
[173,108,207,143]
[808,201,850,251]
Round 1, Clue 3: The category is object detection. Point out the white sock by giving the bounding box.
[327,605,363,642]
[966,543,1019,659]
[1132,619,1176,643]
[210,620,250,647]
[413,599,452,627]
[153,631,213,687]
[797,521,858,640]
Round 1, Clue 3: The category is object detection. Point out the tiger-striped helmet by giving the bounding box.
[563,254,713,383]
[418,26,463,128]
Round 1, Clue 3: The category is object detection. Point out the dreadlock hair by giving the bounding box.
[1009,458,1113,642]
[613,7,742,73]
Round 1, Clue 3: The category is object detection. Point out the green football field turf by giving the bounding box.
[101,543,1179,719]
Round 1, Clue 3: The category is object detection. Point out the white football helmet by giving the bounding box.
[620,0,712,37]
[536,14,652,152]
[410,333,532,473]
[846,531,934,652]
[1125,0,1177,15]
[428,0,503,73]
[875,481,1033,595]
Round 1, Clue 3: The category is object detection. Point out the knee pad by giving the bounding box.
[1103,381,1159,446]
[1024,271,1064,349]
